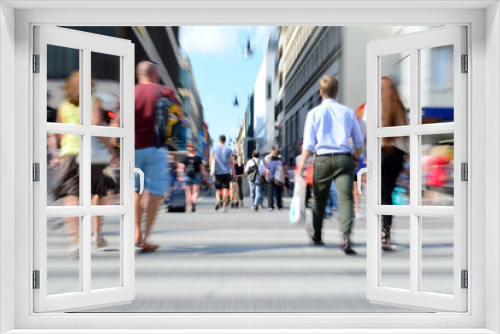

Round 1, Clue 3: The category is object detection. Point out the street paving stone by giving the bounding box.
[46,194,453,313]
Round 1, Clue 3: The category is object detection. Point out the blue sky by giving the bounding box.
[180,26,273,148]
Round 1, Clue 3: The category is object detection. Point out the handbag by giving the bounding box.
[90,136,113,164]
[274,162,285,186]
[290,175,307,224]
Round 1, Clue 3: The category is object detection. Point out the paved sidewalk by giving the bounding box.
[46,192,452,313]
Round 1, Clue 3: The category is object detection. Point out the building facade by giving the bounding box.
[178,53,209,157]
[253,28,280,156]
[243,94,255,160]
[50,26,209,154]
[275,26,421,167]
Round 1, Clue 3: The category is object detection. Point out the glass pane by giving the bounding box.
[91,137,120,206]
[91,52,121,127]
[420,216,454,295]
[47,216,81,295]
[421,134,454,206]
[420,45,454,124]
[47,45,81,124]
[379,52,410,128]
[47,133,81,206]
[380,215,410,291]
[380,137,410,206]
[91,216,122,290]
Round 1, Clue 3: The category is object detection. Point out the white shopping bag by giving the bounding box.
[290,175,307,224]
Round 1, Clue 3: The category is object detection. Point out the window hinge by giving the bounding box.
[33,163,40,182]
[461,270,468,289]
[33,270,40,289]
[33,54,40,73]
[461,162,468,181]
[461,54,468,73]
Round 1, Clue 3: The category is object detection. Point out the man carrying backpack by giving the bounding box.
[245,150,265,211]
[134,61,181,252]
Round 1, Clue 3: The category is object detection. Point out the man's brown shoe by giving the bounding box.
[341,238,357,255]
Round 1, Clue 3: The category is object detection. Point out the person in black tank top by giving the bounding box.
[178,143,206,212]
[235,156,245,206]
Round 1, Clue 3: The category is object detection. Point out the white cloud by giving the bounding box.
[180,26,240,56]
[180,26,274,57]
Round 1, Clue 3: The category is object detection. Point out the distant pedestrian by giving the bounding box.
[245,150,265,211]
[380,76,409,250]
[164,154,176,202]
[297,75,364,254]
[178,143,206,213]
[264,146,276,167]
[210,135,235,212]
[266,151,284,212]
[287,168,295,197]
[134,61,181,252]
[278,153,289,197]
[260,147,275,208]
[235,156,245,207]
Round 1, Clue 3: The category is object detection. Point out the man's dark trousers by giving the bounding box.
[312,154,355,241]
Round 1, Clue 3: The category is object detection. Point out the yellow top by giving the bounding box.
[59,97,97,156]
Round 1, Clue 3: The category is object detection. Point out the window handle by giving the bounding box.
[356,162,371,195]
[129,162,145,195]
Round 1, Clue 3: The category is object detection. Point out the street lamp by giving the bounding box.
[244,39,253,59]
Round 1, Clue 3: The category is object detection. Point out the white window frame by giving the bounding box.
[366,26,468,312]
[0,1,498,333]
[33,25,136,313]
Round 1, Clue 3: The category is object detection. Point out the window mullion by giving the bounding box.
[413,123,454,135]
[89,126,130,138]
[410,47,420,295]
[372,125,411,138]
[81,48,92,295]
[46,123,88,135]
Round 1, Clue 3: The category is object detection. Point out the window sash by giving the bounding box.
[365,25,467,312]
[32,25,136,313]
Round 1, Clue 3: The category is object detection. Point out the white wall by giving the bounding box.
[0,2,16,333]
[485,3,500,332]
[5,5,494,331]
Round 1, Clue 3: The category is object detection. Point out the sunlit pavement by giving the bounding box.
[47,190,453,313]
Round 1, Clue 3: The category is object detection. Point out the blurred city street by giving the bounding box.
[45,188,454,313]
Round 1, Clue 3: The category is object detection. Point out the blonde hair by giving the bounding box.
[63,71,80,106]
[319,75,339,99]
[62,70,95,106]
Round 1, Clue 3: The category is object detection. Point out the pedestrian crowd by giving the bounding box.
[50,60,411,258]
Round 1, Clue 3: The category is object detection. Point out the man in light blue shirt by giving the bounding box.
[297,75,364,254]
[210,135,235,212]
